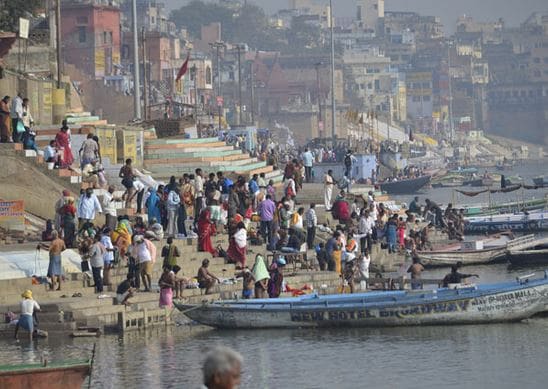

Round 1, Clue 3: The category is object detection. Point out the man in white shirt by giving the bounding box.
[358,210,375,252]
[101,185,118,230]
[324,170,335,211]
[305,203,317,249]
[15,289,40,341]
[194,168,205,223]
[133,235,152,291]
[301,148,314,183]
[77,188,102,225]
[10,92,23,143]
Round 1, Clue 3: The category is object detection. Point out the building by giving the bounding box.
[61,1,121,79]
[356,0,384,33]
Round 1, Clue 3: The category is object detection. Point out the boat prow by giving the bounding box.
[0,360,91,389]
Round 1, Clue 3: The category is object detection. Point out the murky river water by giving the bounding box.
[1,263,548,388]
[1,161,547,388]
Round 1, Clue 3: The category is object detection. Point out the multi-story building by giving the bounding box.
[61,0,121,79]
[356,0,384,33]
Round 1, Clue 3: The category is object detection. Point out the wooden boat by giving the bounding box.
[416,235,543,267]
[174,273,548,328]
[464,211,548,233]
[507,247,548,267]
[463,197,548,217]
[380,175,431,194]
[0,359,91,389]
[533,176,547,187]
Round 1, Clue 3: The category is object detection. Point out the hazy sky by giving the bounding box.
[165,0,548,31]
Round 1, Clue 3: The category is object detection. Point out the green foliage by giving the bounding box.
[0,0,42,33]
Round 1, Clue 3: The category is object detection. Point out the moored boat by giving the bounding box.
[507,248,548,267]
[533,176,547,187]
[380,175,431,194]
[464,211,548,233]
[174,273,548,328]
[416,235,543,267]
[0,359,91,389]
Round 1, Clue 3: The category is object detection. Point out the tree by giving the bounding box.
[170,0,234,40]
[0,0,42,33]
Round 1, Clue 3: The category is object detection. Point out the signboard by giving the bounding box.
[96,128,117,165]
[0,200,25,231]
[19,18,29,39]
[122,131,137,163]
[216,96,224,107]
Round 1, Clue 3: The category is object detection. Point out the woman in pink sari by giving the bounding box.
[158,266,175,308]
[198,209,217,256]
[55,125,74,168]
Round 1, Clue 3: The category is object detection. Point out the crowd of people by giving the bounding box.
[0,92,37,149]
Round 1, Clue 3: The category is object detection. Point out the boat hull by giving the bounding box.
[380,175,431,194]
[416,247,507,267]
[507,249,548,266]
[0,361,91,389]
[175,278,548,329]
[465,212,548,233]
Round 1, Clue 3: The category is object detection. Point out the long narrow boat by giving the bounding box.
[0,359,91,389]
[416,235,545,267]
[175,273,548,329]
[380,175,431,194]
[507,248,548,267]
[464,211,548,233]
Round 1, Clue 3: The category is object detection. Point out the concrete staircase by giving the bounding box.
[144,136,284,182]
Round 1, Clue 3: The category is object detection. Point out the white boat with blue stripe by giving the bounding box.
[175,272,548,329]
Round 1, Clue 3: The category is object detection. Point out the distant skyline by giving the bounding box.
[165,0,548,32]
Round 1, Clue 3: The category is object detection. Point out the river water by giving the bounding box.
[1,161,547,388]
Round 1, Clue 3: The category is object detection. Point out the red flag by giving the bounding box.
[175,53,190,82]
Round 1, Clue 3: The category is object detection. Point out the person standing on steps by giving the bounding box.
[39,231,66,291]
[0,96,11,143]
[119,158,136,208]
[10,92,23,143]
[324,169,335,211]
[302,147,314,183]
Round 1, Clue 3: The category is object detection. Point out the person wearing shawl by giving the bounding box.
[111,220,131,259]
[54,125,74,168]
[145,187,162,225]
[268,257,286,298]
[226,222,247,268]
[61,197,77,248]
[161,237,180,268]
[198,208,218,256]
[252,254,270,299]
[54,189,70,232]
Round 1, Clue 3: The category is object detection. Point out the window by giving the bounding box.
[423,95,431,102]
[151,16,156,25]
[103,31,107,44]
[533,57,540,63]
[109,32,113,44]
[544,57,548,64]
[374,80,380,91]
[76,16,88,25]
[205,66,212,84]
[78,26,86,43]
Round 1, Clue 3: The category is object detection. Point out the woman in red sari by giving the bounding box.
[55,125,74,168]
[198,209,217,256]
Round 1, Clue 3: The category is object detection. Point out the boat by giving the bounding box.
[0,359,91,389]
[464,211,548,233]
[174,272,548,328]
[465,177,495,187]
[533,176,547,187]
[462,197,548,217]
[416,234,544,267]
[507,249,548,267]
[380,175,431,194]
